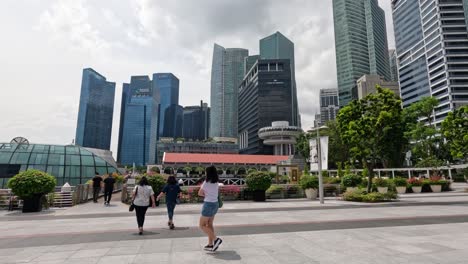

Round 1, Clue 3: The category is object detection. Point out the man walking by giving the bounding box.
[103,174,116,206]
[92,172,103,203]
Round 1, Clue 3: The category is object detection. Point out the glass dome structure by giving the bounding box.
[0,143,119,188]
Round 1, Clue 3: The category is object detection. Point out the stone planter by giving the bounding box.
[396,186,407,194]
[377,187,388,194]
[304,188,317,200]
[346,187,357,192]
[252,190,266,202]
[430,185,442,193]
[22,194,44,213]
[412,186,422,193]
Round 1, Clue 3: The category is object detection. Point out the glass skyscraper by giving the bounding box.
[153,73,179,137]
[183,101,210,141]
[259,32,300,126]
[389,49,399,82]
[117,76,159,166]
[392,0,468,124]
[210,44,248,139]
[75,68,115,150]
[319,88,340,126]
[333,0,391,107]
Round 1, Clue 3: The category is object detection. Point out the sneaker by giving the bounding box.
[204,245,213,251]
[212,238,223,252]
[170,223,175,230]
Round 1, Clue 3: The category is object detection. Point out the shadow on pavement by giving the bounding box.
[210,250,241,261]
[132,231,160,236]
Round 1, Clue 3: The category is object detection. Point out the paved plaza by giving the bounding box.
[1,188,468,263]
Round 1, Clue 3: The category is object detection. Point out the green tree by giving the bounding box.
[338,87,404,192]
[295,132,312,164]
[441,106,468,161]
[325,120,349,169]
[403,97,443,167]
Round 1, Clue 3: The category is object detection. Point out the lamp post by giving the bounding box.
[310,121,328,204]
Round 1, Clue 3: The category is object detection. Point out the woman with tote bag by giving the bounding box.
[132,176,156,235]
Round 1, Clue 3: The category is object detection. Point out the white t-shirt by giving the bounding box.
[201,181,219,203]
[133,185,154,206]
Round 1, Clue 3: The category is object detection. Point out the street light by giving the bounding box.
[308,121,328,204]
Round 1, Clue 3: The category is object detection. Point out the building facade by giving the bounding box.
[389,49,399,82]
[356,74,400,99]
[392,0,468,123]
[258,121,302,156]
[260,32,300,126]
[118,76,159,166]
[75,68,115,150]
[238,59,293,155]
[183,101,210,141]
[210,44,248,139]
[319,88,340,125]
[161,104,183,139]
[333,0,391,107]
[153,73,179,137]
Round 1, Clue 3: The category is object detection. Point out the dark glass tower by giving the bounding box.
[153,73,179,137]
[238,59,293,154]
[117,76,159,166]
[183,101,210,141]
[162,104,183,139]
[75,68,115,150]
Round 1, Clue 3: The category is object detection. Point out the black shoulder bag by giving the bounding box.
[129,186,138,212]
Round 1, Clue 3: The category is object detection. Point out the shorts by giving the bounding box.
[201,201,219,217]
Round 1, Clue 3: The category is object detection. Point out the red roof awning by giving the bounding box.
[163,153,289,165]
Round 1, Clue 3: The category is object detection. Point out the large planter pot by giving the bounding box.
[346,187,357,192]
[252,190,266,202]
[412,186,422,193]
[22,194,43,213]
[304,188,317,200]
[430,185,442,193]
[377,187,388,194]
[396,186,407,194]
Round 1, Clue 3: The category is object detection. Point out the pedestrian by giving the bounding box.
[91,172,103,203]
[133,176,156,235]
[157,176,181,230]
[103,174,116,205]
[198,166,222,252]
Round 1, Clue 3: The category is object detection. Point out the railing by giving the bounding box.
[177,177,246,186]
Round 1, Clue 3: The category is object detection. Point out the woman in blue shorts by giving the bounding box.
[198,166,222,252]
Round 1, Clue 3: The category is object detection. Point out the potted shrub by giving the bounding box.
[246,172,272,202]
[341,174,362,192]
[427,176,445,193]
[408,178,423,193]
[373,178,389,194]
[393,178,407,194]
[8,169,57,213]
[147,174,166,195]
[299,175,319,199]
[266,185,284,199]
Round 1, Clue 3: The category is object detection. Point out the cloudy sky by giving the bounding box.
[0,0,394,157]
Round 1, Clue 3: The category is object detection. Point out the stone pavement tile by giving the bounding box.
[46,243,84,252]
[385,244,433,255]
[236,247,269,257]
[169,250,207,264]
[81,242,115,250]
[115,240,144,248]
[412,242,457,253]
[239,254,280,264]
[97,255,136,264]
[106,247,141,256]
[204,250,242,263]
[131,253,169,263]
[69,248,111,259]
[31,257,99,264]
[139,240,172,254]
[170,237,204,252]
[425,249,468,263]
[31,250,75,262]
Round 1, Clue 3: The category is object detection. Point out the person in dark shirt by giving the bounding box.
[103,174,116,205]
[157,176,181,229]
[91,172,103,203]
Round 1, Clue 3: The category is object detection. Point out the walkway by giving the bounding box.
[1,190,468,263]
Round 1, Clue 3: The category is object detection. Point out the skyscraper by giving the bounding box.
[209,44,248,139]
[319,88,340,125]
[392,0,468,123]
[75,68,115,150]
[238,59,293,154]
[117,76,159,166]
[388,49,399,82]
[183,101,210,141]
[153,73,179,137]
[162,104,183,139]
[259,32,300,126]
[333,0,391,107]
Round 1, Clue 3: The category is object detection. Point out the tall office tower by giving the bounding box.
[260,32,300,126]
[238,59,293,155]
[209,44,248,139]
[75,68,115,150]
[183,101,210,141]
[389,49,399,82]
[315,114,322,126]
[117,76,159,166]
[333,0,391,107]
[319,88,340,125]
[162,104,183,139]
[153,73,179,137]
[244,55,260,75]
[357,74,400,99]
[392,0,468,123]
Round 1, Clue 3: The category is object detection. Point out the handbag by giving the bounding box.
[218,192,223,209]
[129,186,138,212]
